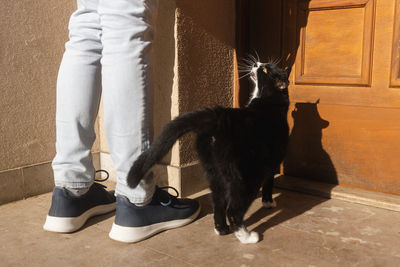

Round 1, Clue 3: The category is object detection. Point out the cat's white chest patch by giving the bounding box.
[249,83,259,103]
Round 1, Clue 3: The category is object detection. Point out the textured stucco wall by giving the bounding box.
[0,2,101,203]
[175,0,235,165]
[0,1,93,172]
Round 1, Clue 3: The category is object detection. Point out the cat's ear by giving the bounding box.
[285,67,292,76]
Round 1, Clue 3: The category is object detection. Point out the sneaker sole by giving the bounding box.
[108,205,201,243]
[43,203,116,233]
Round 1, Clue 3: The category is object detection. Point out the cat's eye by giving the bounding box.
[262,67,268,73]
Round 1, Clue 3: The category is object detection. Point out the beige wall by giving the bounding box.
[1,1,99,203]
[1,0,235,204]
[1,1,76,171]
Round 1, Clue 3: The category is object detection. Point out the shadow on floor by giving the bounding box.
[245,188,329,241]
[195,186,332,242]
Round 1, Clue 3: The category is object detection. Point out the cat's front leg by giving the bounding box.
[213,209,230,235]
[214,223,230,236]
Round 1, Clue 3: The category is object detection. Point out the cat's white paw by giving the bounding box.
[246,231,260,243]
[262,199,276,209]
[234,227,260,244]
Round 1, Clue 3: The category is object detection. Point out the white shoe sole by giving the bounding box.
[43,203,116,233]
[109,205,201,243]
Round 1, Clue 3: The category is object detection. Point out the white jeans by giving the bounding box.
[52,0,157,204]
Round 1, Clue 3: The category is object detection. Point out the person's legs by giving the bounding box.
[44,0,115,233]
[45,0,200,238]
[98,0,200,243]
[98,0,157,205]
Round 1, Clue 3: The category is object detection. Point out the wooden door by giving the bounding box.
[241,0,400,195]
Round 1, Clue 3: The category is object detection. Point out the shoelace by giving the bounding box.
[94,169,110,188]
[93,171,179,205]
[158,186,179,206]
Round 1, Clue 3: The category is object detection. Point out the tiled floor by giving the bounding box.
[1,183,400,267]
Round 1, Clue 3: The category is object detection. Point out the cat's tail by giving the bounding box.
[127,108,219,188]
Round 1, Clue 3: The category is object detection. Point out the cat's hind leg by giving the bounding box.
[262,169,276,209]
[210,182,229,235]
[196,134,229,235]
[226,197,259,244]
[225,178,259,244]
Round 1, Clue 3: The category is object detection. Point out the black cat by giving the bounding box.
[127,62,291,243]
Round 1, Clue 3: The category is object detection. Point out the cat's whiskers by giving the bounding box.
[254,50,260,63]
[238,72,253,80]
[266,56,282,66]
[237,54,263,81]
[241,57,254,63]
[237,66,253,74]
[237,67,252,72]
[237,70,252,74]
[237,62,253,69]
[247,54,258,65]
[244,54,258,65]
[239,59,256,69]
[237,60,255,77]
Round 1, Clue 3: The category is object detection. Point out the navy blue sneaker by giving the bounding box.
[109,186,200,243]
[43,179,116,233]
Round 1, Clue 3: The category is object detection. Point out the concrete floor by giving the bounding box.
[1,183,400,267]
